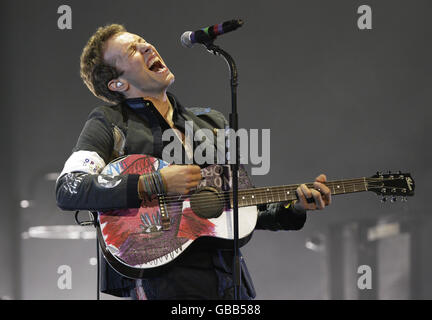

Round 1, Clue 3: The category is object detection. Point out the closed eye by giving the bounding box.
[128,45,136,56]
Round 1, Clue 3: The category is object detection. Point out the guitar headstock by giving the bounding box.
[368,171,415,202]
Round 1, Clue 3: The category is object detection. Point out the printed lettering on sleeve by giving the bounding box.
[58,150,106,179]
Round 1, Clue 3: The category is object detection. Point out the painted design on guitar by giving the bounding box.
[98,155,233,268]
[178,200,216,239]
[98,154,188,266]
[199,164,253,190]
[140,212,162,233]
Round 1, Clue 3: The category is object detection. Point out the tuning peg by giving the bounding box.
[391,196,397,203]
[381,197,387,203]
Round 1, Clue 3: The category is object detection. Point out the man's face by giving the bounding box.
[104,32,175,97]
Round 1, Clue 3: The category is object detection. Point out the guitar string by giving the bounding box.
[157,177,410,203]
[158,183,411,208]
[132,182,411,221]
[160,189,411,211]
[157,178,393,202]
[157,177,408,201]
[145,184,412,219]
[156,183,411,209]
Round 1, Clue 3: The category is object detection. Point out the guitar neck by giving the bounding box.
[235,178,369,207]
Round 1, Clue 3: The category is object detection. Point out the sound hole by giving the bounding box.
[190,187,224,219]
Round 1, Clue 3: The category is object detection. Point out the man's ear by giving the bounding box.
[108,79,127,92]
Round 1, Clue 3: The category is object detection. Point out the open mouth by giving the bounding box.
[147,56,167,73]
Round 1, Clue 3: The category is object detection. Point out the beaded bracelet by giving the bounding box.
[138,171,167,200]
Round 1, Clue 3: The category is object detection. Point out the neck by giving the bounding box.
[126,88,172,119]
[233,178,370,208]
[145,94,172,121]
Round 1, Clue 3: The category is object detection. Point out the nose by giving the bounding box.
[137,42,153,55]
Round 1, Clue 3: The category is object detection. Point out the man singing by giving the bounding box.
[56,24,331,300]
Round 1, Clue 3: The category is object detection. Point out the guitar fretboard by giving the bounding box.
[234,178,369,207]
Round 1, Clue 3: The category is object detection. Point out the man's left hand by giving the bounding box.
[293,174,332,211]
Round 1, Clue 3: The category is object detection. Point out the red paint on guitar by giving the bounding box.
[178,205,216,240]
[99,199,160,249]
[99,154,162,248]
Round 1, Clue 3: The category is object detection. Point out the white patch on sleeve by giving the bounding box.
[97,175,122,188]
[58,150,106,180]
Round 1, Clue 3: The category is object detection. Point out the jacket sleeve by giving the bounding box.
[55,107,142,211]
[255,202,307,231]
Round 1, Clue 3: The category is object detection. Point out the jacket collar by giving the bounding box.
[124,92,185,113]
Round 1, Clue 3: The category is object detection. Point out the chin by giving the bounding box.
[167,72,175,85]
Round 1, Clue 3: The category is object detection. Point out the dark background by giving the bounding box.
[1,0,431,299]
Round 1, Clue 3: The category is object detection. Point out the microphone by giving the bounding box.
[181,19,244,48]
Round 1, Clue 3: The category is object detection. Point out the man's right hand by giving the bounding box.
[160,165,202,195]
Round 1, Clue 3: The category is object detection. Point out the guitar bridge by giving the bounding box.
[158,195,171,231]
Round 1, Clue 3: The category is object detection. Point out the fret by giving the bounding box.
[240,193,245,207]
[276,187,281,202]
[267,188,273,204]
[333,183,342,195]
[262,188,267,204]
[234,177,373,208]
[355,182,362,192]
[261,188,267,204]
[283,188,289,201]
[344,182,354,193]
[253,190,258,206]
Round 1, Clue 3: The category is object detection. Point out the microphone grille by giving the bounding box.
[180,31,193,48]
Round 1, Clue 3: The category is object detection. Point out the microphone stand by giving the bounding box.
[203,41,241,300]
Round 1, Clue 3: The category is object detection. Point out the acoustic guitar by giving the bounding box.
[96,154,415,278]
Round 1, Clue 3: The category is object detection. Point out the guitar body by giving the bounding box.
[96,154,258,279]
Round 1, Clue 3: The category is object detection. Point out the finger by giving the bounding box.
[311,189,325,209]
[300,184,313,199]
[314,181,332,205]
[315,174,327,183]
[300,184,318,208]
[190,174,202,185]
[194,172,203,181]
[188,165,202,174]
[187,181,199,189]
[187,171,202,181]
[296,186,315,210]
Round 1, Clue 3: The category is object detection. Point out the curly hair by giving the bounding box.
[80,24,127,104]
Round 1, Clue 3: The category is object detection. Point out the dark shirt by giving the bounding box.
[56,92,307,299]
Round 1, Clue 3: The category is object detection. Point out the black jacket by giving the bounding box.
[55,92,306,299]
